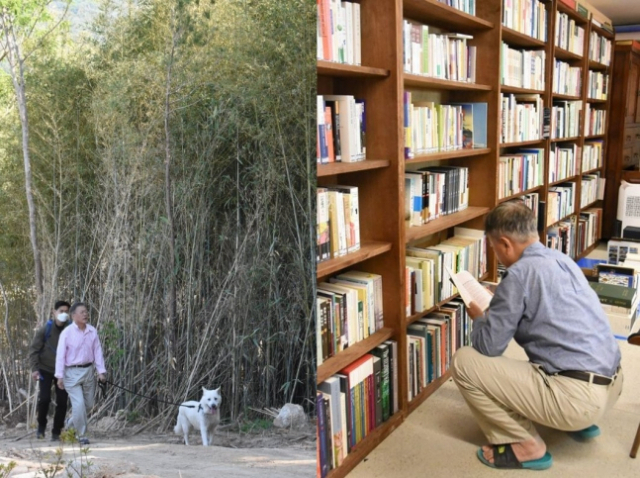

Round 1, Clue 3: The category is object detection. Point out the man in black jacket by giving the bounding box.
[28,300,70,441]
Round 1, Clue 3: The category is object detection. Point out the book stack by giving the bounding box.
[555,11,585,56]
[406,299,471,399]
[405,227,486,314]
[317,0,361,65]
[317,340,399,476]
[549,143,580,183]
[317,270,383,365]
[498,149,544,199]
[500,93,543,143]
[547,182,576,225]
[583,140,604,171]
[437,0,476,15]
[587,71,608,100]
[584,104,606,135]
[551,100,582,139]
[403,21,477,83]
[590,269,639,337]
[500,44,545,90]
[577,207,602,254]
[501,0,547,41]
[404,166,469,228]
[317,95,366,164]
[546,216,576,257]
[553,60,582,97]
[589,32,611,65]
[317,186,360,263]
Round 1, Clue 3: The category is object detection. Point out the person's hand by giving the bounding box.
[57,378,65,390]
[98,373,106,383]
[31,371,40,381]
[466,301,485,320]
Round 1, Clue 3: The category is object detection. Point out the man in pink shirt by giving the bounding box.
[55,302,106,445]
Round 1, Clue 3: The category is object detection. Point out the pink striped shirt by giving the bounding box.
[55,323,107,378]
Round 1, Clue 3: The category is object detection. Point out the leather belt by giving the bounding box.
[68,363,93,369]
[556,367,619,386]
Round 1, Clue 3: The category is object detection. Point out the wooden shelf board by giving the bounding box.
[318,160,390,177]
[547,212,576,228]
[501,27,546,48]
[500,138,545,148]
[403,0,494,32]
[317,241,393,278]
[580,199,602,210]
[588,60,609,71]
[407,371,452,414]
[557,2,588,24]
[582,166,603,175]
[551,136,580,143]
[317,328,394,384]
[554,46,584,62]
[585,134,605,140]
[404,74,491,91]
[552,93,581,101]
[500,84,545,95]
[498,185,543,203]
[590,23,614,40]
[406,148,490,164]
[576,241,601,261]
[326,412,404,478]
[405,207,490,243]
[407,295,459,324]
[317,60,389,78]
[549,175,578,187]
[587,98,607,103]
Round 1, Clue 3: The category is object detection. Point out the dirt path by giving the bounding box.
[0,425,316,477]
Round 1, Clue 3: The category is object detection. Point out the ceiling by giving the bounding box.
[588,0,640,26]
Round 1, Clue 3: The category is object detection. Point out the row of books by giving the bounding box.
[403,21,477,83]
[502,0,548,42]
[317,186,360,263]
[546,216,575,256]
[407,301,471,399]
[317,340,398,476]
[587,71,608,100]
[437,0,476,15]
[549,143,580,183]
[317,95,366,164]
[317,270,383,365]
[500,44,545,91]
[576,208,602,256]
[580,173,603,208]
[589,32,611,65]
[405,227,487,314]
[404,95,488,158]
[583,140,604,171]
[498,149,544,200]
[404,166,469,227]
[550,100,582,139]
[553,60,582,97]
[555,12,585,56]
[500,93,543,144]
[547,182,576,225]
[317,0,361,65]
[522,192,541,223]
[584,104,606,136]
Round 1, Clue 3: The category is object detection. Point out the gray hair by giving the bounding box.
[485,200,538,242]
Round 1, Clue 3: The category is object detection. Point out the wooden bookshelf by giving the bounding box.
[549,175,578,187]
[316,1,613,476]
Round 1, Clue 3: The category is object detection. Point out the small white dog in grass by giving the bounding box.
[174,387,221,446]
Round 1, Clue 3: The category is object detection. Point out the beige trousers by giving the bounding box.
[451,346,623,444]
[63,366,96,438]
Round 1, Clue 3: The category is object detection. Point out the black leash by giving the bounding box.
[100,380,196,408]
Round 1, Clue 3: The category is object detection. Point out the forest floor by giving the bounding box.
[0,418,316,478]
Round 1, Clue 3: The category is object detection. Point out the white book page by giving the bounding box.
[445,266,493,312]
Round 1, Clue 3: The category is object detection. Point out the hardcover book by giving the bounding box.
[589,282,637,308]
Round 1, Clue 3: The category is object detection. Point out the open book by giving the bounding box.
[445,266,493,312]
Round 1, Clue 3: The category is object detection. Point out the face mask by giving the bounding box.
[57,312,69,323]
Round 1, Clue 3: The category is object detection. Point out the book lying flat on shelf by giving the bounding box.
[445,266,493,312]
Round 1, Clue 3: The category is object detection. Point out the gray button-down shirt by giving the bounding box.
[472,241,621,376]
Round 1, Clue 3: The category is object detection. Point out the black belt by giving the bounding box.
[68,363,93,368]
[556,368,619,386]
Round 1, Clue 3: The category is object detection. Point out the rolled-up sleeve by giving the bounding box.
[471,272,526,356]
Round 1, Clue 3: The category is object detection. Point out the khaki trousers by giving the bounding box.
[63,366,96,438]
[451,346,623,444]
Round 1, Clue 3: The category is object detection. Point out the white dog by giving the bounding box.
[174,387,221,446]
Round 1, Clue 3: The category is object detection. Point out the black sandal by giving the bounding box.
[476,444,553,470]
